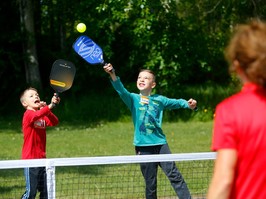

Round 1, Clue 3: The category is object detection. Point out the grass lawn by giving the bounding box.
[0,120,213,159]
[0,120,214,198]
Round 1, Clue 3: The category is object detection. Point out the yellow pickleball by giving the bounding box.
[76,23,86,33]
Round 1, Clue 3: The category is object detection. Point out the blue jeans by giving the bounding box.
[21,167,47,199]
[135,144,191,199]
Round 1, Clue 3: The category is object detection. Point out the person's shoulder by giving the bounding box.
[150,94,168,102]
[151,94,163,98]
[23,109,34,115]
[152,94,175,101]
[22,109,35,122]
[216,91,247,111]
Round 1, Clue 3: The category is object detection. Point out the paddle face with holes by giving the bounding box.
[72,35,104,65]
[49,59,76,95]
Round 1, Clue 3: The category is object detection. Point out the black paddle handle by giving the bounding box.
[52,92,60,107]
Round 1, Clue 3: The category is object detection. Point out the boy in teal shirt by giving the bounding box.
[104,64,197,199]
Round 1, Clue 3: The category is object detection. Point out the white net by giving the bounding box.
[0,152,216,199]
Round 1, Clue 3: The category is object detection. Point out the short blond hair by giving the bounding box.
[20,87,38,107]
[225,19,266,87]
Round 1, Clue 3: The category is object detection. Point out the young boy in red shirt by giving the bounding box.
[20,87,60,199]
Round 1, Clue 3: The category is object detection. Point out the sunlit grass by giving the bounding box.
[0,121,212,160]
[0,120,213,198]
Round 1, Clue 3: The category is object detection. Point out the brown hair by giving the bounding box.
[225,19,266,87]
[139,69,156,82]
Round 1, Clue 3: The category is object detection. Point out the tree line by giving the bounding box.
[1,0,266,115]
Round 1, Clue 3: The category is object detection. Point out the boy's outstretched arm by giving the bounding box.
[103,63,117,81]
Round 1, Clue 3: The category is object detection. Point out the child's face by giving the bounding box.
[136,71,156,95]
[21,89,41,111]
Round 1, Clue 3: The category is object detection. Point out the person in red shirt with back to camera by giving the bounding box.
[20,87,60,199]
[207,19,266,199]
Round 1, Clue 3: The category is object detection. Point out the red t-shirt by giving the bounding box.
[21,106,59,159]
[212,83,266,199]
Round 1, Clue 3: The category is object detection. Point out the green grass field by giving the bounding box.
[0,76,238,198]
[0,121,213,159]
[0,120,213,198]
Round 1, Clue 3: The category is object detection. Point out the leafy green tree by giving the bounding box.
[1,0,266,117]
[19,0,42,89]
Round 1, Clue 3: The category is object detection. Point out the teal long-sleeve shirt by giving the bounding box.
[111,77,190,146]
